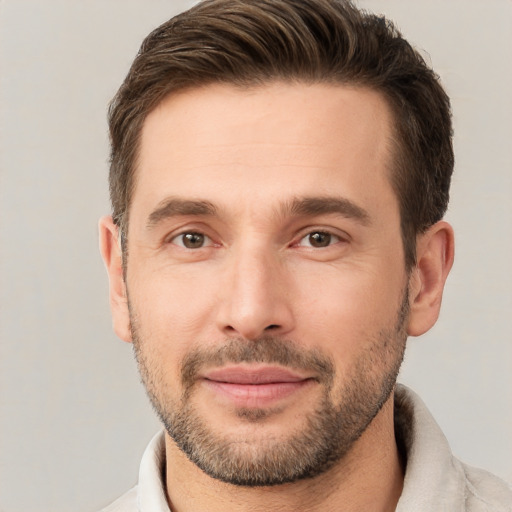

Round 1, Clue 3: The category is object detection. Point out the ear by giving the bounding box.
[98,216,132,343]
[407,221,454,337]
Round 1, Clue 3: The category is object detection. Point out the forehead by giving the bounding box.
[132,82,397,224]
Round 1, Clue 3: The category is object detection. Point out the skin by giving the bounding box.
[100,82,454,512]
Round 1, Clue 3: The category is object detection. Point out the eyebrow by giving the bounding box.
[146,195,371,230]
[284,196,371,226]
[146,198,217,229]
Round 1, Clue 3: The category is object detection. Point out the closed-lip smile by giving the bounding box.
[200,365,315,407]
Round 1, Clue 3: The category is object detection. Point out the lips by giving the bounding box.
[204,366,309,384]
[201,365,313,407]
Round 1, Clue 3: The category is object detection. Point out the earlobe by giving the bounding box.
[98,216,132,343]
[407,221,455,337]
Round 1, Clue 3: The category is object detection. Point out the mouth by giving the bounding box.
[200,365,315,407]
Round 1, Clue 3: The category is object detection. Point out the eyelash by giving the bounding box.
[167,228,346,250]
[295,230,343,249]
[169,231,214,249]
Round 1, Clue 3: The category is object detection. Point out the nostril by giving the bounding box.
[265,324,280,331]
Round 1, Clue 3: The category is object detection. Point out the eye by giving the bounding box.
[171,232,212,249]
[297,231,341,248]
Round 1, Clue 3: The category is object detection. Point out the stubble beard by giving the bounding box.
[130,292,409,487]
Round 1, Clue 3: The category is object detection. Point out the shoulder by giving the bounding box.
[394,385,512,511]
[460,462,512,512]
[98,486,138,512]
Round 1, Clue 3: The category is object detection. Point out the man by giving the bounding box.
[99,0,512,510]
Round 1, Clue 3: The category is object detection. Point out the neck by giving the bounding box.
[164,395,403,512]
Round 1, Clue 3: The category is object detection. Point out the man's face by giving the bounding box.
[120,83,411,485]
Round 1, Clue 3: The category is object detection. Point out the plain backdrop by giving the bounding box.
[0,1,511,511]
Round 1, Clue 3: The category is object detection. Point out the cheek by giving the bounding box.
[127,263,220,354]
[293,262,406,354]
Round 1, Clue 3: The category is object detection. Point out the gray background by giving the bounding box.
[0,1,511,511]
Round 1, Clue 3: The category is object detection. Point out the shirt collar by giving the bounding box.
[137,430,170,511]
[394,384,466,511]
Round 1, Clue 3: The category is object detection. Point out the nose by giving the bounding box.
[216,244,295,340]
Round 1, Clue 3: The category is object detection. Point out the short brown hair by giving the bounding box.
[108,0,453,269]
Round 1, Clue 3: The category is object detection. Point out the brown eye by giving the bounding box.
[297,231,340,248]
[308,232,332,247]
[173,232,209,249]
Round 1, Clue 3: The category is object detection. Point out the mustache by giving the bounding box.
[181,336,335,388]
